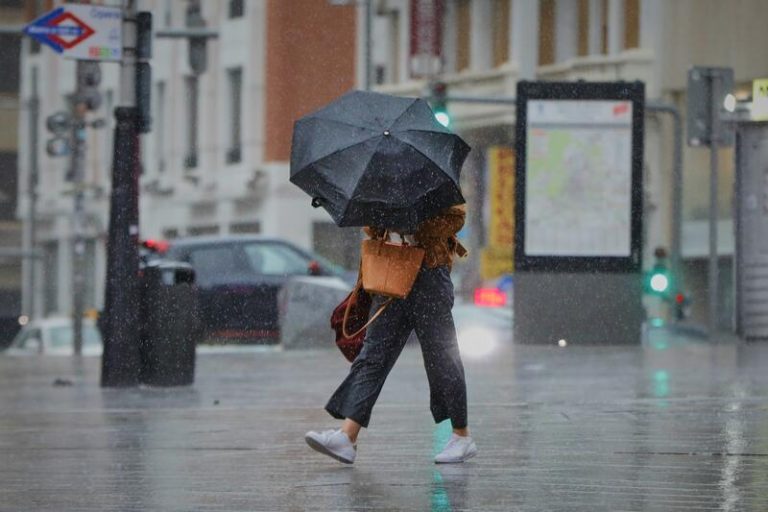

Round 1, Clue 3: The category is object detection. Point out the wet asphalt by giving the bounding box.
[1,329,767,511]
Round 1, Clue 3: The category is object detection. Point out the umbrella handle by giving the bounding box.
[311,197,323,208]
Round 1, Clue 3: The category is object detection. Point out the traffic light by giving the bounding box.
[76,61,102,111]
[686,66,734,147]
[429,81,450,127]
[644,247,671,297]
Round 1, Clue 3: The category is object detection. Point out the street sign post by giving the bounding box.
[23,4,121,61]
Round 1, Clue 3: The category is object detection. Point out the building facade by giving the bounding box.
[0,0,25,343]
[369,0,768,326]
[17,0,359,318]
[17,0,768,327]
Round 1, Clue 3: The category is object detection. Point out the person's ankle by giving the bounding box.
[341,429,357,444]
[452,427,470,437]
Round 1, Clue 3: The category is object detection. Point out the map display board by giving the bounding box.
[515,82,644,272]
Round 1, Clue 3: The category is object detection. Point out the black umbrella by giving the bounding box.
[290,90,471,232]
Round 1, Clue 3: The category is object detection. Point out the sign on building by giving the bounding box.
[481,146,515,280]
[409,0,442,78]
[23,4,122,61]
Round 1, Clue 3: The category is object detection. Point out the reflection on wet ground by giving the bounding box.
[1,329,767,511]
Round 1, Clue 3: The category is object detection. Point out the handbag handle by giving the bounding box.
[341,277,393,340]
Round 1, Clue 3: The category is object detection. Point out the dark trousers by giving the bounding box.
[325,265,468,429]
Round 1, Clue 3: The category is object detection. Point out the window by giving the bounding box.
[577,0,589,56]
[456,0,470,71]
[188,246,248,286]
[43,242,58,315]
[226,68,242,164]
[229,0,244,18]
[491,0,510,67]
[13,328,42,352]
[230,221,261,234]
[164,0,172,26]
[538,0,555,66]
[624,0,640,49]
[243,243,311,276]
[155,81,166,172]
[0,35,20,92]
[601,0,609,54]
[184,76,199,169]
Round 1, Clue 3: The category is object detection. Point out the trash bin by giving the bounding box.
[138,261,200,386]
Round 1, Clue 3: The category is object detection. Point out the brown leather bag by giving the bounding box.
[361,232,425,299]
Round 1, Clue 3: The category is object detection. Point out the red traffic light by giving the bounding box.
[675,293,685,304]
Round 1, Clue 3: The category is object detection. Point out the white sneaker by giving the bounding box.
[305,429,357,464]
[434,433,477,464]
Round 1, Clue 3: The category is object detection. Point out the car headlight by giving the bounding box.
[457,327,498,358]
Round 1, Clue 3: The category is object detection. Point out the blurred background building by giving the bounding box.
[0,0,24,344]
[17,0,361,321]
[13,0,768,327]
[367,0,768,326]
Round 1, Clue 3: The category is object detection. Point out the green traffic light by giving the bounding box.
[434,110,451,127]
[649,272,670,293]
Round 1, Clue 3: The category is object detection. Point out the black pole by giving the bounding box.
[101,106,141,387]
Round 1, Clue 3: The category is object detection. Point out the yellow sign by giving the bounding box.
[482,146,515,280]
[753,78,768,121]
[488,146,515,247]
[481,246,514,280]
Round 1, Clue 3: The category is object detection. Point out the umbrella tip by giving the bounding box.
[383,130,391,136]
[311,197,323,208]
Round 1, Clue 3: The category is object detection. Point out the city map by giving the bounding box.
[524,100,633,257]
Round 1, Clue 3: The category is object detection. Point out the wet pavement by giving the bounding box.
[1,329,768,511]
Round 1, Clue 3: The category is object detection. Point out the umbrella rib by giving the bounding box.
[391,136,461,185]
[345,136,386,216]
[295,137,378,177]
[385,98,421,132]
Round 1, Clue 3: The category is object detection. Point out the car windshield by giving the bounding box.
[49,325,101,348]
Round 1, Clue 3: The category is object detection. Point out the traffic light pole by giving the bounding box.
[101,0,141,387]
[708,73,721,334]
[71,62,88,356]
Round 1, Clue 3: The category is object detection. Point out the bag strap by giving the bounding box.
[341,272,392,340]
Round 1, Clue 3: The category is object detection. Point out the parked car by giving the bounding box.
[164,235,353,344]
[4,317,103,356]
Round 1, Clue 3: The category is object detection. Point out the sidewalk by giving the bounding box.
[1,329,768,511]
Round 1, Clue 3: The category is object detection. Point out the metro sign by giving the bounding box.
[23,4,122,62]
[24,7,95,53]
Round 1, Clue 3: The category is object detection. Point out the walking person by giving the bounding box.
[305,204,477,465]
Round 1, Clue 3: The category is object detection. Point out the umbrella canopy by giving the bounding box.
[290,90,471,232]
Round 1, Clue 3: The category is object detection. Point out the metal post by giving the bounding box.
[646,101,684,309]
[708,72,720,335]
[71,62,88,356]
[101,0,141,387]
[25,64,40,320]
